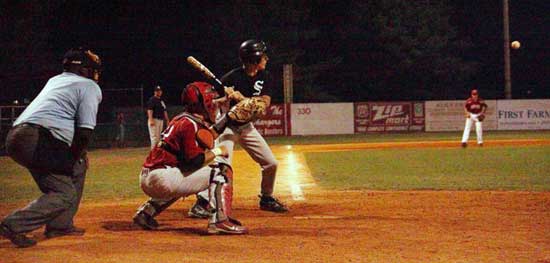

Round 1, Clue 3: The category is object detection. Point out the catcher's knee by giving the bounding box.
[211,163,233,184]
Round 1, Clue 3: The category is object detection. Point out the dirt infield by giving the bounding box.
[1,140,550,263]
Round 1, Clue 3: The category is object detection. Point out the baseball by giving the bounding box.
[511,41,521,49]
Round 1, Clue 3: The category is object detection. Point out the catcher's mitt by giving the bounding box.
[227,97,267,124]
[477,114,485,122]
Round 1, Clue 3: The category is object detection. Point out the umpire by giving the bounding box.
[0,47,102,248]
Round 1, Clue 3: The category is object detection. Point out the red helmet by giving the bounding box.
[181,82,219,122]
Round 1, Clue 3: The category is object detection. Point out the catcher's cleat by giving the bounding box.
[461,142,467,148]
[0,223,37,248]
[188,198,211,219]
[207,218,248,235]
[45,226,85,239]
[259,195,289,213]
[133,211,159,230]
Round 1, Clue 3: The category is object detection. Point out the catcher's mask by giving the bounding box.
[239,39,267,64]
[63,47,102,82]
[181,82,219,123]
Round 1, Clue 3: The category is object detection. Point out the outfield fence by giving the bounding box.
[1,99,549,155]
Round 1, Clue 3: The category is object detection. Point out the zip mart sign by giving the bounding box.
[354,102,425,132]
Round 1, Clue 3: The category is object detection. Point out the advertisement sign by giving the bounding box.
[253,103,287,136]
[291,103,354,135]
[354,102,425,132]
[497,100,550,130]
[425,100,497,131]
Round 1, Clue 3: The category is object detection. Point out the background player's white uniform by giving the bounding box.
[461,89,487,147]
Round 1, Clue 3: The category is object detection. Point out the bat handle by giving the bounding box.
[211,78,225,96]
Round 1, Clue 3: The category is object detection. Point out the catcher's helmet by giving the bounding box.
[63,47,102,82]
[239,39,267,64]
[181,82,219,123]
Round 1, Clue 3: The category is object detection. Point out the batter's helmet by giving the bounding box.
[63,47,102,82]
[181,82,219,123]
[239,39,267,64]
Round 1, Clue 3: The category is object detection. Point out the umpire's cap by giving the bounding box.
[63,47,102,70]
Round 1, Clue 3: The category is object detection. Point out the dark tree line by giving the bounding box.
[1,1,544,106]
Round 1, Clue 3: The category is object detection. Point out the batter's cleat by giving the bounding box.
[478,143,483,147]
[0,223,37,248]
[207,218,248,235]
[45,226,85,239]
[188,199,211,219]
[133,212,159,230]
[461,142,467,148]
[259,195,289,213]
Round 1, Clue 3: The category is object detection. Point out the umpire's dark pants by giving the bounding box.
[1,123,87,234]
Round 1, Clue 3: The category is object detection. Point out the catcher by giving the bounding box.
[188,39,289,219]
[132,82,248,235]
[461,89,487,147]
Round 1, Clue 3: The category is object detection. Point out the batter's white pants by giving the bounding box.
[461,113,483,144]
[198,123,278,199]
[148,119,164,149]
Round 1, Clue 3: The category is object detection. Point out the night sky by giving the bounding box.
[1,1,548,107]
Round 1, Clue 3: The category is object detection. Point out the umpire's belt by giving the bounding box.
[15,122,49,131]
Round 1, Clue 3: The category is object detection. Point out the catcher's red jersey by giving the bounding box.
[143,115,206,171]
[465,98,487,114]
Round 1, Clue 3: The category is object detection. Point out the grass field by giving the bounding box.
[1,131,549,203]
[1,131,549,262]
[265,130,550,144]
[306,145,550,191]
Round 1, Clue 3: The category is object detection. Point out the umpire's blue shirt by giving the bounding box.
[14,72,102,146]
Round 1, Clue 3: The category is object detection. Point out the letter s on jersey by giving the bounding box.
[253,80,264,96]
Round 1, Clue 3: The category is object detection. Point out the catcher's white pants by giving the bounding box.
[140,165,212,199]
[197,123,278,200]
[148,119,164,149]
[461,113,483,144]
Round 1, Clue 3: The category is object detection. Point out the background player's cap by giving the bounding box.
[154,85,162,91]
[471,89,478,95]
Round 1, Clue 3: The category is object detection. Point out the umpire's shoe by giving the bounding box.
[259,195,289,213]
[133,211,159,230]
[45,226,85,239]
[0,223,37,248]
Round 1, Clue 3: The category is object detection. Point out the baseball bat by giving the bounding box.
[186,56,223,87]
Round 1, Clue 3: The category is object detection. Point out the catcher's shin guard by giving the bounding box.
[208,164,233,222]
[207,164,248,234]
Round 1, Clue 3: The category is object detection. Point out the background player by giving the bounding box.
[0,47,102,248]
[461,89,488,147]
[133,82,247,235]
[146,85,170,149]
[188,39,288,218]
